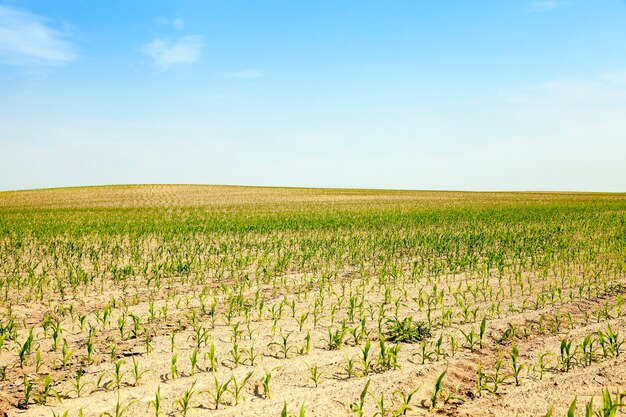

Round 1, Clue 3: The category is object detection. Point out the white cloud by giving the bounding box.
[531,1,569,11]
[140,35,203,69]
[221,69,264,79]
[0,5,77,66]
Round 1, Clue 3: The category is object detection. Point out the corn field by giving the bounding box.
[0,185,625,416]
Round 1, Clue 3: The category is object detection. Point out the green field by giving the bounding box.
[0,185,625,416]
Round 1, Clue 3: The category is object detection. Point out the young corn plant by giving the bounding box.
[369,391,387,417]
[534,352,553,381]
[110,358,129,389]
[170,354,179,379]
[36,374,60,405]
[579,334,597,367]
[68,367,94,398]
[268,331,298,359]
[486,353,507,394]
[148,386,164,417]
[434,334,445,360]
[327,326,346,350]
[476,361,485,398]
[449,334,458,357]
[99,391,138,417]
[344,354,360,378]
[359,339,374,376]
[261,367,280,399]
[593,387,626,416]
[204,342,218,372]
[17,328,34,368]
[189,347,198,376]
[18,375,33,409]
[392,385,420,416]
[431,368,447,410]
[130,357,148,386]
[479,316,487,349]
[509,345,525,385]
[560,338,575,372]
[205,375,231,409]
[170,331,176,353]
[60,338,74,368]
[243,345,261,366]
[378,337,400,371]
[87,337,96,364]
[414,340,436,365]
[173,381,196,417]
[460,329,479,352]
[296,312,309,332]
[305,362,325,387]
[190,325,210,349]
[35,349,41,373]
[599,325,623,358]
[350,379,370,417]
[230,371,253,405]
[567,397,577,417]
[229,341,243,367]
[281,401,306,417]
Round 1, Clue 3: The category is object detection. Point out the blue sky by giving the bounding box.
[1,1,625,192]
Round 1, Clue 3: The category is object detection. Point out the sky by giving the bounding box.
[0,0,625,192]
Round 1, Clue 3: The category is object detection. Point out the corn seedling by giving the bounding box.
[392,385,420,416]
[205,375,231,409]
[327,326,346,350]
[305,362,325,387]
[173,381,196,416]
[261,367,280,399]
[204,342,218,372]
[170,354,179,379]
[350,379,370,417]
[509,345,524,385]
[230,371,253,405]
[110,358,128,388]
[130,357,148,386]
[281,401,306,417]
[18,375,33,409]
[560,338,575,372]
[68,367,93,398]
[431,368,447,410]
[99,391,138,417]
[148,386,164,417]
[414,340,436,365]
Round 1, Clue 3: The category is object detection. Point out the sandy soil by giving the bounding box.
[1,268,625,417]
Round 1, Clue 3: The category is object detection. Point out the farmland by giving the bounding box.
[0,185,625,416]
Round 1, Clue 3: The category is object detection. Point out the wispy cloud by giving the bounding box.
[495,71,626,158]
[0,5,77,66]
[172,18,185,30]
[497,72,626,107]
[531,1,569,11]
[155,17,185,30]
[140,35,204,69]
[221,69,264,79]
[602,71,626,87]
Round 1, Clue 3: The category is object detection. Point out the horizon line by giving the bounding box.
[1,183,624,195]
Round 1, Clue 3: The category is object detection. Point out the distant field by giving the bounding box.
[1,185,625,416]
